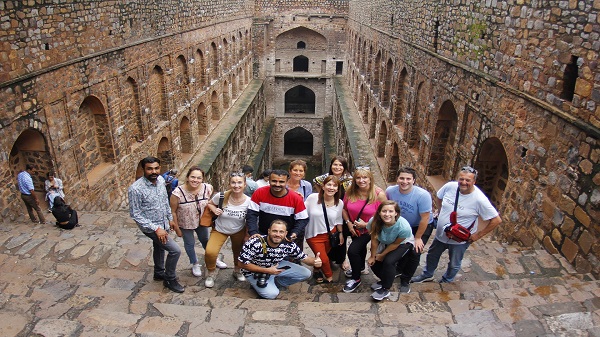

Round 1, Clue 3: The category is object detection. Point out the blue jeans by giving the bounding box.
[144,231,181,280]
[246,260,311,299]
[422,238,470,282]
[181,226,210,264]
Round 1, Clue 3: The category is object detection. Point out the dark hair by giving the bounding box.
[318,175,340,206]
[289,159,307,172]
[397,167,417,180]
[53,196,66,208]
[260,169,272,178]
[139,156,160,170]
[47,172,56,178]
[242,165,254,174]
[370,200,401,239]
[186,166,205,178]
[328,156,349,176]
[25,164,34,171]
[270,169,290,179]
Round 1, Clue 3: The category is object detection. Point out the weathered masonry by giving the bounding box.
[1,0,598,276]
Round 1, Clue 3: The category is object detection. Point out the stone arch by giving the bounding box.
[9,128,53,192]
[377,121,387,157]
[238,31,244,59]
[382,58,393,106]
[358,84,365,112]
[80,96,115,166]
[285,85,315,114]
[149,65,168,121]
[232,71,239,98]
[369,107,377,139]
[408,81,425,150]
[175,55,189,107]
[275,26,327,49]
[387,142,400,182]
[367,44,373,79]
[360,40,367,72]
[475,137,509,206]
[223,80,230,110]
[124,77,143,141]
[297,41,306,49]
[195,48,206,88]
[428,100,458,178]
[211,91,220,120]
[222,38,229,70]
[197,102,208,135]
[180,116,192,154]
[231,35,237,66]
[393,68,408,126]
[211,42,218,80]
[373,51,381,89]
[293,55,309,72]
[284,127,313,156]
[157,137,173,173]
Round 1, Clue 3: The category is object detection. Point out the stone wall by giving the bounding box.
[1,1,256,220]
[345,0,600,276]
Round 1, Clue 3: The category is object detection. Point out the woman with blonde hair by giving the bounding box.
[203,172,250,287]
[342,166,387,293]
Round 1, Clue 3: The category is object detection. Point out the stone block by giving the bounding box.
[242,323,302,337]
[574,206,591,227]
[546,312,593,332]
[32,319,82,337]
[512,320,546,337]
[135,316,183,336]
[153,303,210,322]
[0,312,29,337]
[551,228,563,245]
[575,79,592,97]
[561,237,579,263]
[578,230,593,254]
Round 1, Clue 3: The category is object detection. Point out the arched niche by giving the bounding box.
[475,137,509,206]
[293,55,309,72]
[285,85,315,114]
[9,128,53,191]
[284,127,313,156]
[427,100,458,178]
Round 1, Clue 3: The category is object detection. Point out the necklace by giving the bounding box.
[324,196,335,207]
[229,193,245,205]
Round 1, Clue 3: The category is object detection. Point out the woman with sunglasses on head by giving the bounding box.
[287,159,312,201]
[170,166,227,278]
[342,166,387,293]
[203,172,251,287]
[305,175,344,283]
[367,200,413,301]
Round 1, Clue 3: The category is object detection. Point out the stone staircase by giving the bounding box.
[0,211,598,336]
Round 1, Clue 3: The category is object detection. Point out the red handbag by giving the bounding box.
[443,187,475,243]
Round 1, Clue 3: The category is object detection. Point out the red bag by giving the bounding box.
[443,189,475,243]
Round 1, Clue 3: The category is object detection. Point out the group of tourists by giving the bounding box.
[17,165,79,229]
[128,155,501,300]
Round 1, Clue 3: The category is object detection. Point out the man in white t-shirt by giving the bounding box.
[412,166,502,283]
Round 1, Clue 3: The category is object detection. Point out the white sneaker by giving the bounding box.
[216,259,228,269]
[233,271,246,282]
[204,276,215,288]
[192,264,202,277]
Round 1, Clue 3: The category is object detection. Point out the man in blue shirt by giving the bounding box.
[129,157,183,293]
[17,164,46,224]
[385,167,433,293]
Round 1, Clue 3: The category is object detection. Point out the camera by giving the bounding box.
[254,273,270,288]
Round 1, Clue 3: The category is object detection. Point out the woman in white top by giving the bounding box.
[305,175,344,283]
[203,172,251,287]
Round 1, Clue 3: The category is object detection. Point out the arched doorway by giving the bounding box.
[387,142,400,183]
[427,100,458,178]
[180,117,192,155]
[211,91,220,120]
[285,85,315,114]
[474,137,509,206]
[377,121,387,157]
[10,129,53,192]
[284,127,313,155]
[79,96,115,167]
[197,102,208,135]
[293,55,309,72]
[157,137,173,173]
[369,107,377,139]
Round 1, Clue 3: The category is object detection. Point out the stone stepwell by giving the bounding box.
[0,211,598,336]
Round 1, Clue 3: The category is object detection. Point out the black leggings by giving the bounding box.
[347,233,371,279]
[371,243,413,289]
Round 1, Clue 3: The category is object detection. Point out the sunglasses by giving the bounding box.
[230,172,244,177]
[356,166,370,171]
[461,166,478,175]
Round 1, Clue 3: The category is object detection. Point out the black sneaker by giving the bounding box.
[371,288,390,301]
[399,282,411,294]
[153,273,166,281]
[343,279,361,293]
[163,279,185,293]
[411,274,434,283]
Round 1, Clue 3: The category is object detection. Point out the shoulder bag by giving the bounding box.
[199,188,226,227]
[322,201,341,247]
[443,186,475,242]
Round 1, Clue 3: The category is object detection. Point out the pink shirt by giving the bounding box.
[344,188,383,234]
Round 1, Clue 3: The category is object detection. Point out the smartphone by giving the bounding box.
[277,265,291,270]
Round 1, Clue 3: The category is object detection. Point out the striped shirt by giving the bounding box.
[128,175,173,233]
[246,186,308,236]
[17,171,35,194]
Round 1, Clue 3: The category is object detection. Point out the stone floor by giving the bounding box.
[1,212,599,337]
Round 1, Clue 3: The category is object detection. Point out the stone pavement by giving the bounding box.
[1,212,599,337]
